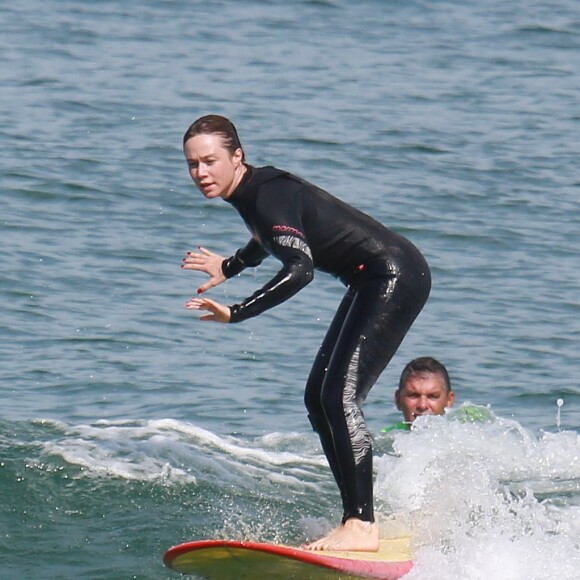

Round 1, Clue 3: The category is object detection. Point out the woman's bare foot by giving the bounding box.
[305,518,380,552]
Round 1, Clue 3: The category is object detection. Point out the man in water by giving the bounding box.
[385,357,455,431]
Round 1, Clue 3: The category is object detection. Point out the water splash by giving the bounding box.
[374,409,580,579]
[556,398,564,430]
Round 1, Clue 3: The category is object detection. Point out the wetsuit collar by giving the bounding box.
[226,165,289,205]
[226,165,255,204]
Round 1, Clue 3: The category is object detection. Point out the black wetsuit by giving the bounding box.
[222,165,431,523]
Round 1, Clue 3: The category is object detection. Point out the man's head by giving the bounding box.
[395,357,455,423]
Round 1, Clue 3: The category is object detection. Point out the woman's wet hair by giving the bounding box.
[183,114,245,162]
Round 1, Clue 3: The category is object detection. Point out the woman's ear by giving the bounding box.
[233,147,244,166]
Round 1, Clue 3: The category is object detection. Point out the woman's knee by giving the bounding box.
[305,382,344,432]
[319,386,344,422]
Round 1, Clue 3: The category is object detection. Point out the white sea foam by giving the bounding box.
[375,410,580,580]
[35,418,326,490]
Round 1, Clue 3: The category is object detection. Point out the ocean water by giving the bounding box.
[1,0,579,578]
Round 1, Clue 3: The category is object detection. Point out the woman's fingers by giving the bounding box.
[185,297,230,323]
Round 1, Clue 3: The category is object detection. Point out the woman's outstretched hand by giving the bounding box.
[181,247,227,294]
[185,297,231,323]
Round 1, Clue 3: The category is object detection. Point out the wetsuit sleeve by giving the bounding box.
[221,238,269,279]
[229,188,314,323]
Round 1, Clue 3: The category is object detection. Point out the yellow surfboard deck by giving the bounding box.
[164,537,413,579]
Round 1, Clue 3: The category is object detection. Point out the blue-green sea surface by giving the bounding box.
[1,0,579,578]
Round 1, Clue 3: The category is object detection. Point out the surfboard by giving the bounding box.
[163,537,413,579]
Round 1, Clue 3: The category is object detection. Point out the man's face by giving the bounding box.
[395,372,455,423]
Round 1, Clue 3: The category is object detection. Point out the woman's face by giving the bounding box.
[184,133,244,199]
